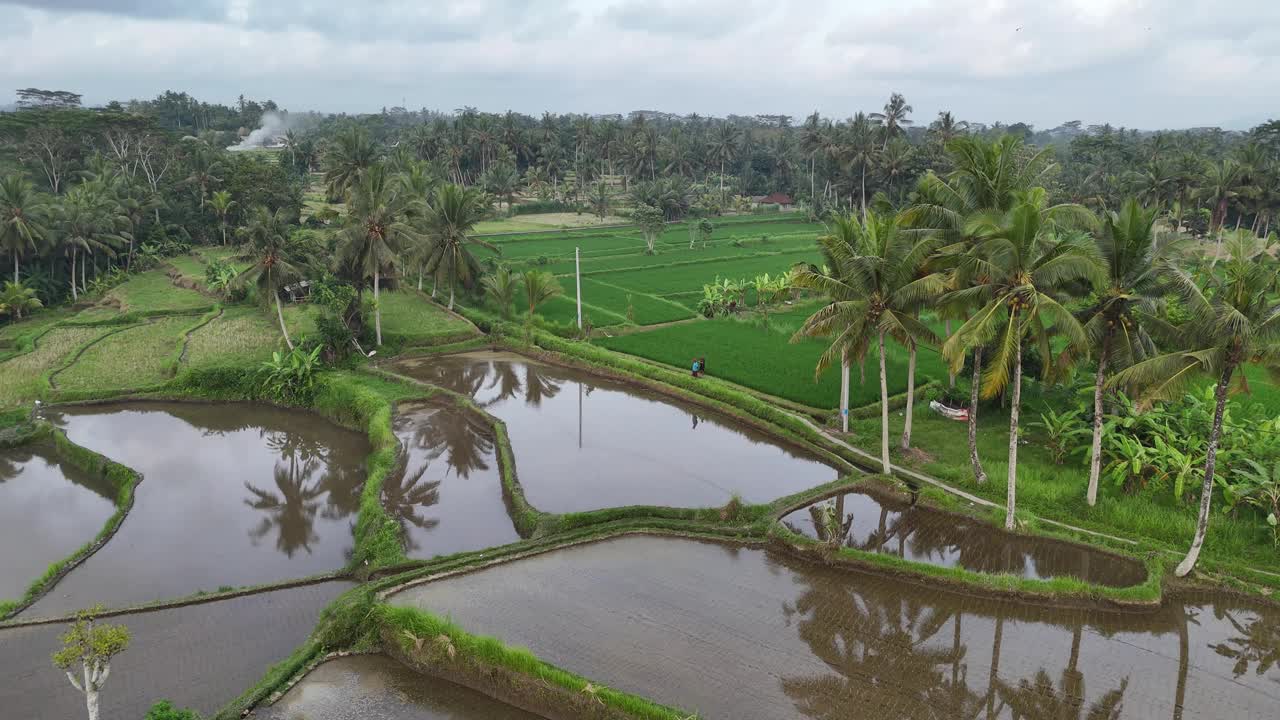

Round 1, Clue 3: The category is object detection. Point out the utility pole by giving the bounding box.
[575,246,583,330]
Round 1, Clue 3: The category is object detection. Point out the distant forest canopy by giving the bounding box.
[1,86,1278,308]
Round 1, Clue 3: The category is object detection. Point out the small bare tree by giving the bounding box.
[52,607,130,720]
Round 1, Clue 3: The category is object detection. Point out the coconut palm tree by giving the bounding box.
[482,265,517,319]
[904,135,1058,485]
[0,174,49,284]
[0,280,42,320]
[1197,159,1245,259]
[183,145,221,210]
[942,188,1099,529]
[870,92,913,149]
[839,113,878,219]
[521,268,562,320]
[209,189,237,246]
[323,126,379,200]
[791,210,942,471]
[708,122,741,206]
[57,184,126,301]
[1077,199,1173,506]
[336,164,422,346]
[1110,235,1280,576]
[421,183,497,310]
[237,206,302,349]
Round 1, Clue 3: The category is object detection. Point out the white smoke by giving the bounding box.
[228,111,293,151]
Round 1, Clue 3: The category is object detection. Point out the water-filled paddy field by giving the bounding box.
[0,581,351,719]
[781,488,1148,587]
[390,535,1280,720]
[391,351,840,512]
[261,654,540,720]
[24,401,368,615]
[0,445,116,600]
[389,401,521,557]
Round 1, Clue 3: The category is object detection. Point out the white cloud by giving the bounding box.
[0,0,1276,129]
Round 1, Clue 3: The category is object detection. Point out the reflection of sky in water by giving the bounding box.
[0,447,116,598]
[781,490,1147,587]
[391,536,1280,720]
[393,353,840,512]
[23,402,367,615]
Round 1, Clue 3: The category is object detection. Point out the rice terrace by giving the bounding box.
[3,7,1280,718]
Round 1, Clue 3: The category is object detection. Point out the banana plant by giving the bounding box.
[1028,405,1090,465]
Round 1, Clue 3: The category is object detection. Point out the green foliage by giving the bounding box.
[145,701,201,720]
[1027,404,1090,464]
[51,606,131,669]
[204,258,240,299]
[258,345,323,403]
[0,280,43,320]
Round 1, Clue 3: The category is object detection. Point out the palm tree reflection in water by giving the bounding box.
[244,431,330,557]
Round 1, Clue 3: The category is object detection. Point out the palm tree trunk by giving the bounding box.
[417,268,423,291]
[274,289,294,350]
[719,159,725,206]
[373,267,382,346]
[448,274,456,311]
[1006,329,1023,530]
[945,320,955,388]
[431,274,438,299]
[969,347,988,484]
[901,339,917,450]
[70,249,78,301]
[810,157,815,208]
[840,359,850,433]
[860,164,867,222]
[1087,331,1112,506]
[986,617,1003,720]
[12,249,18,284]
[1176,363,1235,576]
[81,251,87,293]
[1173,608,1189,720]
[878,330,891,474]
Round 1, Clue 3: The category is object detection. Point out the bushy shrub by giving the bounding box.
[145,700,200,720]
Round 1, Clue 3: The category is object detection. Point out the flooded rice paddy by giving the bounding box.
[261,654,541,720]
[388,402,520,558]
[0,581,352,719]
[781,489,1148,587]
[390,535,1280,720]
[24,402,368,615]
[0,445,117,599]
[391,352,840,512]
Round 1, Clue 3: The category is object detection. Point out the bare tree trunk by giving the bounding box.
[1176,364,1234,576]
[878,330,891,474]
[1005,329,1023,530]
[901,339,917,450]
[274,290,294,350]
[969,347,987,484]
[373,267,382,346]
[1087,332,1111,506]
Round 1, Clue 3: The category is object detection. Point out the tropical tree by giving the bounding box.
[57,184,125,301]
[323,126,378,200]
[482,265,518,319]
[904,135,1058,485]
[942,188,1099,529]
[1110,235,1280,576]
[0,174,49,283]
[1077,199,1172,506]
[870,92,913,148]
[589,180,611,220]
[791,210,941,470]
[0,280,42,320]
[520,268,562,335]
[237,206,302,349]
[208,189,236,246]
[421,183,497,310]
[633,203,666,254]
[708,122,741,205]
[52,607,130,720]
[183,144,221,210]
[336,164,422,346]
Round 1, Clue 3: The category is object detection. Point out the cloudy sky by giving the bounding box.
[2,0,1276,130]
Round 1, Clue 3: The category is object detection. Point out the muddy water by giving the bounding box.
[260,654,542,720]
[390,535,1280,720]
[391,352,839,512]
[0,581,352,719]
[0,445,117,599]
[781,489,1147,587]
[24,402,368,615]
[389,402,520,558]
